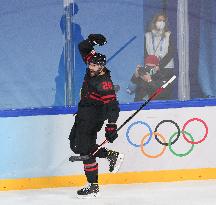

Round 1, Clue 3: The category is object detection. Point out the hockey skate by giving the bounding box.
[107,150,124,173]
[77,183,100,199]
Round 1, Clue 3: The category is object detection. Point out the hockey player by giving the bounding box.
[69,34,124,198]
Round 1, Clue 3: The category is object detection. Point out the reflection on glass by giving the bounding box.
[54,2,85,106]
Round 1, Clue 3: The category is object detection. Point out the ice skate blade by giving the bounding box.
[112,153,124,174]
[77,192,101,199]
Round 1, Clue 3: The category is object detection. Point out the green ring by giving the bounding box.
[168,131,195,157]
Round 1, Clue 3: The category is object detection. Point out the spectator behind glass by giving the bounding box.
[127,12,175,102]
[127,13,175,102]
[131,55,169,101]
[145,13,175,96]
[145,13,174,68]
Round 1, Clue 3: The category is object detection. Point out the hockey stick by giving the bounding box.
[69,75,176,162]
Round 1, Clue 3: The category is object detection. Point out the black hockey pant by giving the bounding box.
[69,115,108,183]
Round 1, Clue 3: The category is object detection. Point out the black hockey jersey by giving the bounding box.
[77,39,120,123]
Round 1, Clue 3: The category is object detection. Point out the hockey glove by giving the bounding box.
[105,123,118,143]
[88,34,107,46]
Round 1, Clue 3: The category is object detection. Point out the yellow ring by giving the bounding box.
[140,132,167,158]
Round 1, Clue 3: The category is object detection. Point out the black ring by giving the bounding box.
[154,120,181,146]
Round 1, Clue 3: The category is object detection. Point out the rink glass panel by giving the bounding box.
[71,0,173,105]
[188,0,216,99]
[0,0,216,110]
[0,1,63,109]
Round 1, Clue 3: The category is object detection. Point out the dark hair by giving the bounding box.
[148,12,169,33]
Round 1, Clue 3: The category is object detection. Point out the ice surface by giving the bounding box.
[0,180,216,205]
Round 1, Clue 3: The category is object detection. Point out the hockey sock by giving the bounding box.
[83,158,98,183]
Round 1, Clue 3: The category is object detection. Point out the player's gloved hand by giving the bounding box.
[88,34,107,46]
[105,123,118,143]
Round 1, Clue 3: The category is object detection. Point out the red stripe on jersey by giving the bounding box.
[91,92,101,97]
[91,92,116,100]
[89,94,115,104]
[100,94,116,99]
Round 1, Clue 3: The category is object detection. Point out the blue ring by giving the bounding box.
[126,121,153,147]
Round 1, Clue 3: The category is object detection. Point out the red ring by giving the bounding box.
[182,118,208,144]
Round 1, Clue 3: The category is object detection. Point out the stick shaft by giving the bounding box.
[70,75,177,161]
[90,75,177,157]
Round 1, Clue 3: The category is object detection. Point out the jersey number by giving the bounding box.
[101,82,113,90]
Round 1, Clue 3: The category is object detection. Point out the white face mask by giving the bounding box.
[156,21,165,30]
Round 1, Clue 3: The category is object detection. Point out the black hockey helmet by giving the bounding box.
[89,53,106,66]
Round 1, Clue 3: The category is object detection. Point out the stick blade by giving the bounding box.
[69,155,90,162]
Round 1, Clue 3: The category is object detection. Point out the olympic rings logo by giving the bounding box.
[125,118,208,158]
